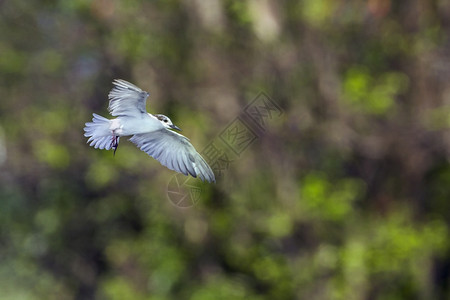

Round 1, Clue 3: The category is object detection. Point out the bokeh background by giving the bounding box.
[1,0,450,299]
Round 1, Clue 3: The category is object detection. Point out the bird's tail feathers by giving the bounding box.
[84,113,119,150]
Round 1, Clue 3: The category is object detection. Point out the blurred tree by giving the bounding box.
[0,0,449,299]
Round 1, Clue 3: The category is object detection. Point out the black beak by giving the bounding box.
[170,124,182,131]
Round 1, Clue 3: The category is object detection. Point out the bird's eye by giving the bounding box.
[164,120,168,123]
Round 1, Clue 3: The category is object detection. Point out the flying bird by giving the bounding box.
[84,79,215,183]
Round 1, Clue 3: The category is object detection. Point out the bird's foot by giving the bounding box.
[111,135,119,156]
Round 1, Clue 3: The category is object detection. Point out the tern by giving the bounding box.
[84,79,215,183]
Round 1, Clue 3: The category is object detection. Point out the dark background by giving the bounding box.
[0,0,449,299]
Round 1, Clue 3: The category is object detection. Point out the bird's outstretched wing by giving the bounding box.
[130,130,216,183]
[108,79,150,117]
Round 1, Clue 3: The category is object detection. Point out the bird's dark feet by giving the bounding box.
[111,135,119,156]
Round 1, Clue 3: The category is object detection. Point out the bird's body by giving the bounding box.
[111,113,162,136]
[84,79,215,183]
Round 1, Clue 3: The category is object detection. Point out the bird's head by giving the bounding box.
[155,114,181,131]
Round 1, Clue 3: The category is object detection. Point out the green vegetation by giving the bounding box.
[0,0,449,299]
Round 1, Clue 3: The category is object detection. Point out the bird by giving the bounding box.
[83,79,215,183]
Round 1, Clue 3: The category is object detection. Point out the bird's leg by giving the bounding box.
[111,135,119,156]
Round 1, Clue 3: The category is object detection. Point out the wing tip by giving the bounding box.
[111,79,149,96]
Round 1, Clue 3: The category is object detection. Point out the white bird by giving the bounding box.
[84,79,215,183]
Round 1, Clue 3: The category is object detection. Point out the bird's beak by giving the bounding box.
[170,124,182,131]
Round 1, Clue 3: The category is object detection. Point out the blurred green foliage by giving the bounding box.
[343,67,409,115]
[1,0,450,299]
